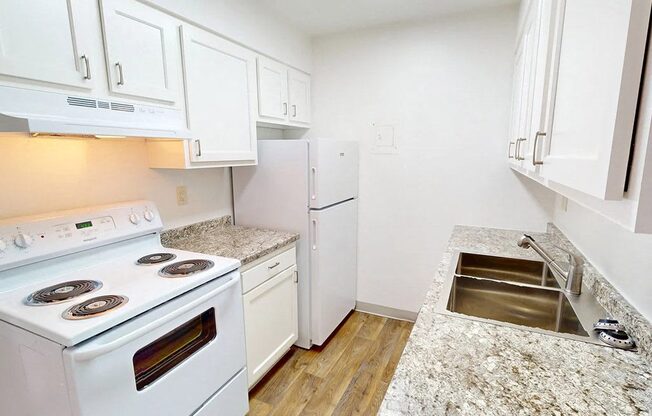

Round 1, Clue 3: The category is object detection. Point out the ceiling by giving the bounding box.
[256,0,520,36]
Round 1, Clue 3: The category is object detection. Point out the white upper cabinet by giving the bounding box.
[257,57,289,121]
[256,57,311,128]
[0,0,93,89]
[288,68,311,124]
[99,0,179,103]
[181,25,257,164]
[509,0,555,173]
[509,0,650,201]
[541,0,650,199]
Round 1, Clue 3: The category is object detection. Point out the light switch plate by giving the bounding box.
[372,124,398,154]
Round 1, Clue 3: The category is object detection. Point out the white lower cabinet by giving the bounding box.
[242,248,298,388]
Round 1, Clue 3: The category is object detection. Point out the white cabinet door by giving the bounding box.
[0,0,93,89]
[288,68,311,124]
[181,25,257,163]
[99,0,178,103]
[507,29,527,164]
[508,1,538,167]
[518,0,544,172]
[243,265,298,388]
[256,57,289,121]
[541,0,650,199]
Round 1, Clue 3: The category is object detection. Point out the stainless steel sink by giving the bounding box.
[437,251,609,346]
[447,275,587,336]
[456,252,559,288]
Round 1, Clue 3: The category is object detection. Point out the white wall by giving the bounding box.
[0,135,232,230]
[310,5,556,314]
[553,198,652,320]
[142,0,312,71]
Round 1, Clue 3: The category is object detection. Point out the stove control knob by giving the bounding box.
[0,239,6,252]
[143,209,155,222]
[14,233,33,249]
[129,213,141,225]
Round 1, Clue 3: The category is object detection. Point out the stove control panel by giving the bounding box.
[0,201,163,272]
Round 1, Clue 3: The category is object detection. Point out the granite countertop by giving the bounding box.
[160,216,299,266]
[380,225,652,415]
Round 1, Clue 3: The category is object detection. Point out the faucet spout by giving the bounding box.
[518,234,583,295]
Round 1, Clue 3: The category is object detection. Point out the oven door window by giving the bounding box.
[133,308,217,391]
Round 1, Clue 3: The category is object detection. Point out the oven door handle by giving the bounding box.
[70,276,239,362]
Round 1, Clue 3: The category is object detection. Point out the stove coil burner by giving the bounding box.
[159,259,215,278]
[25,280,103,306]
[137,253,177,265]
[62,295,128,320]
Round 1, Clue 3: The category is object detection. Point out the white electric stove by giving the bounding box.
[0,201,249,416]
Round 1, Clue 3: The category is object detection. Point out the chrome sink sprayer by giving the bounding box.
[517,234,584,295]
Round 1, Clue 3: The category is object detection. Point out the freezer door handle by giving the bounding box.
[311,167,317,201]
[312,219,318,250]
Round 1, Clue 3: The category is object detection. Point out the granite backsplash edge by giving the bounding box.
[547,223,652,363]
[160,216,232,245]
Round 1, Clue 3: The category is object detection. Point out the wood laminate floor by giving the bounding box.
[248,311,414,416]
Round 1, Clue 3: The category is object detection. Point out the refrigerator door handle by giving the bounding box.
[311,167,317,201]
[312,219,318,250]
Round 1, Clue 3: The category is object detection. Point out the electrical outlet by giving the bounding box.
[176,186,188,206]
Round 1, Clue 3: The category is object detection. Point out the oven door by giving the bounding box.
[62,271,246,416]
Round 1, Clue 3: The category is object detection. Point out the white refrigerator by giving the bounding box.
[233,138,358,348]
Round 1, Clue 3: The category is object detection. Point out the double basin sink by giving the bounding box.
[436,251,609,345]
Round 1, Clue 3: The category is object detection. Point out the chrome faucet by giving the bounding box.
[517,234,584,295]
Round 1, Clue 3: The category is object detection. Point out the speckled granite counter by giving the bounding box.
[160,216,299,266]
[380,224,652,415]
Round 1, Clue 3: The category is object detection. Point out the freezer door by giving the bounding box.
[309,199,357,345]
[309,139,359,209]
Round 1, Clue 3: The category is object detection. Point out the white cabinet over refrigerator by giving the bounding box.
[233,139,358,348]
[256,57,311,128]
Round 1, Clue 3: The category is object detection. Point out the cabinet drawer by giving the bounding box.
[242,246,296,294]
[192,369,248,416]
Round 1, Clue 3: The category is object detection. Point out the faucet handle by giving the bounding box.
[517,234,534,248]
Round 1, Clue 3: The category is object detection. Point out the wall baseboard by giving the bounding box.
[355,301,418,322]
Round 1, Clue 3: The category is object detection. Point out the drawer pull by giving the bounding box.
[268,262,281,270]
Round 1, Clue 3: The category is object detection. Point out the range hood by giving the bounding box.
[0,85,192,139]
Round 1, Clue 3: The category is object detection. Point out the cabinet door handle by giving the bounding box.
[81,55,91,80]
[508,141,515,159]
[532,132,546,165]
[268,261,281,270]
[312,219,318,250]
[283,102,288,115]
[516,138,526,160]
[115,62,124,85]
[195,139,202,157]
[292,104,297,117]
